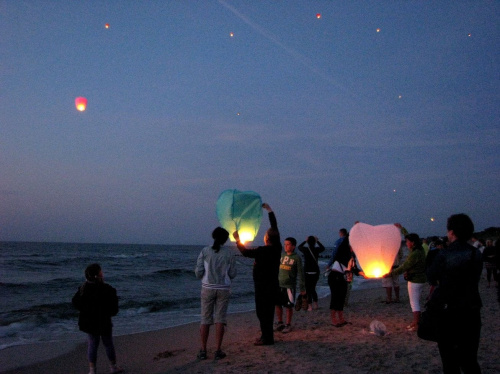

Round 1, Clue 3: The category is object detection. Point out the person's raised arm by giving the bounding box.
[297,239,307,254]
[316,238,326,253]
[262,203,277,230]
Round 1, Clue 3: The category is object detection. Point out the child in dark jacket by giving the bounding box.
[72,263,123,374]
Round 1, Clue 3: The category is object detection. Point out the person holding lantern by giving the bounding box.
[382,224,407,304]
[298,236,326,310]
[383,227,426,332]
[233,203,282,346]
[426,214,483,373]
[326,228,352,327]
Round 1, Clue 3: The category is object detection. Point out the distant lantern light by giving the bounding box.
[376,28,381,32]
[316,13,321,19]
[230,32,234,37]
[75,97,87,111]
[430,217,435,222]
[349,223,402,278]
[105,23,110,29]
[216,189,263,244]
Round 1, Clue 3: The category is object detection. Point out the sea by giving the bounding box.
[0,241,381,351]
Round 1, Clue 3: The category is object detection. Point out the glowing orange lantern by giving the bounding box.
[75,97,87,112]
[105,23,110,29]
[349,222,401,278]
[316,13,321,19]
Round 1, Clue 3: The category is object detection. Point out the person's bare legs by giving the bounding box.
[215,323,224,351]
[200,324,210,351]
[285,307,293,325]
[275,305,283,323]
[385,287,392,303]
[330,310,338,325]
[394,287,400,302]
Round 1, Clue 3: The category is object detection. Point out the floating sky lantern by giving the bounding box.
[349,222,402,278]
[316,13,321,19]
[216,189,263,244]
[75,97,87,111]
[376,28,381,32]
[105,23,110,29]
[230,32,234,37]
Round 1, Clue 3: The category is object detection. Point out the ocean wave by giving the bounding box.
[1,277,81,293]
[1,302,77,326]
[151,268,194,277]
[108,253,149,259]
[120,296,200,314]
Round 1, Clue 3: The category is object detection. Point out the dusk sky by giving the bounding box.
[1,1,499,246]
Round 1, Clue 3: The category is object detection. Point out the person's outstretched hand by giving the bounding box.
[262,203,272,212]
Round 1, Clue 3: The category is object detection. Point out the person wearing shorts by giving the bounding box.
[274,237,305,333]
[195,227,237,360]
[382,225,406,304]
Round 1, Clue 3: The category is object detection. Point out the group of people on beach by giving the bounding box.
[194,203,492,374]
[71,202,497,374]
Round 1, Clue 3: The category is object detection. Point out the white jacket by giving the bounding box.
[195,246,237,290]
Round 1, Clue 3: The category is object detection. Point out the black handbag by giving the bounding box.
[417,297,446,342]
[294,294,303,311]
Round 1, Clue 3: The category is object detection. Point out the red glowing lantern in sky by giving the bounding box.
[105,23,110,29]
[316,13,321,19]
[75,97,87,112]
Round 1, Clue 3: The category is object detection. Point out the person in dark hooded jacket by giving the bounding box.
[72,263,123,374]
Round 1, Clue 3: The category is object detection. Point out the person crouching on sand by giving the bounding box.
[72,263,123,374]
[195,227,237,360]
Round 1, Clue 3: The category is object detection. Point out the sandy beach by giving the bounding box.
[1,281,498,374]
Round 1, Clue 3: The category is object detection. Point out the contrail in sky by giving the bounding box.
[218,0,348,93]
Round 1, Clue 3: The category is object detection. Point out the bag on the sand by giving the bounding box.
[294,294,303,311]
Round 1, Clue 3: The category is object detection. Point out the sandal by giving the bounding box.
[197,350,207,360]
[335,321,350,327]
[214,350,226,360]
